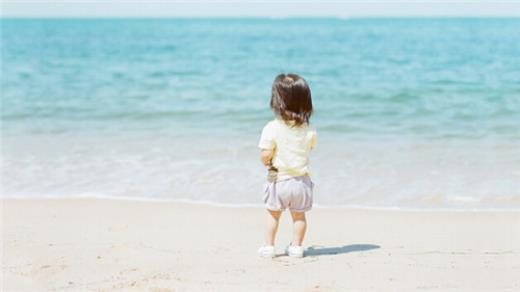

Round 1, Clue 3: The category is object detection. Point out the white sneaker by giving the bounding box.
[257,245,275,258]
[285,244,304,258]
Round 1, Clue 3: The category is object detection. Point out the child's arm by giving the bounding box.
[310,130,317,150]
[260,149,274,166]
[259,122,276,166]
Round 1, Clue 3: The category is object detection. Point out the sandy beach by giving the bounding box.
[1,198,519,291]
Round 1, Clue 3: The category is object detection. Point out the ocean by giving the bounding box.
[2,18,520,210]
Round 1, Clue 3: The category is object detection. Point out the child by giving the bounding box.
[257,73,317,258]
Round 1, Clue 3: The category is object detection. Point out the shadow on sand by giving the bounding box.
[305,244,380,257]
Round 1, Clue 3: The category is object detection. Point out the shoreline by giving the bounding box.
[3,198,520,291]
[2,196,520,213]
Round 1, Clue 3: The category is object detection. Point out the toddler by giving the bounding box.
[257,73,317,258]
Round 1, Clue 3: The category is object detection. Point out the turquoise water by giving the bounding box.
[2,18,520,209]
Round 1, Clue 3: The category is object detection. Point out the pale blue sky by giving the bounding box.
[2,1,520,18]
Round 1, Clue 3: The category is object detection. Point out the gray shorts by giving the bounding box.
[263,175,314,212]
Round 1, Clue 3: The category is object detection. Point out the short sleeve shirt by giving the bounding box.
[258,118,317,180]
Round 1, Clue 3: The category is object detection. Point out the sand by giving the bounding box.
[2,198,520,291]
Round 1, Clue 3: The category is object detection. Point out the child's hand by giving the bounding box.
[260,149,274,166]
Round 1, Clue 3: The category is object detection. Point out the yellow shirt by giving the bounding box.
[258,118,317,180]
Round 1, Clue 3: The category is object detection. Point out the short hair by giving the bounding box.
[270,73,313,126]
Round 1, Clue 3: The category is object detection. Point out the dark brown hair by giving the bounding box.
[270,73,313,126]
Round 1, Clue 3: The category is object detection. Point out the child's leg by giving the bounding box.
[265,209,282,245]
[290,211,307,246]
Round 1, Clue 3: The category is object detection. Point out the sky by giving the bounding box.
[2,1,520,18]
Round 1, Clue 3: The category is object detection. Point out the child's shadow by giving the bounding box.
[305,244,380,257]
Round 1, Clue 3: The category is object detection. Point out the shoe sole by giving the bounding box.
[287,253,304,258]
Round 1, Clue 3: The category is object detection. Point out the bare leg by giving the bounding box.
[265,210,282,246]
[290,211,307,246]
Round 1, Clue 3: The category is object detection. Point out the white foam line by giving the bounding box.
[312,203,520,213]
[0,194,264,208]
[2,194,520,213]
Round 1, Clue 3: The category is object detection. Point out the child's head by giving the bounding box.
[270,73,313,126]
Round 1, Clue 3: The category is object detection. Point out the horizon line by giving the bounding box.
[3,15,520,19]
